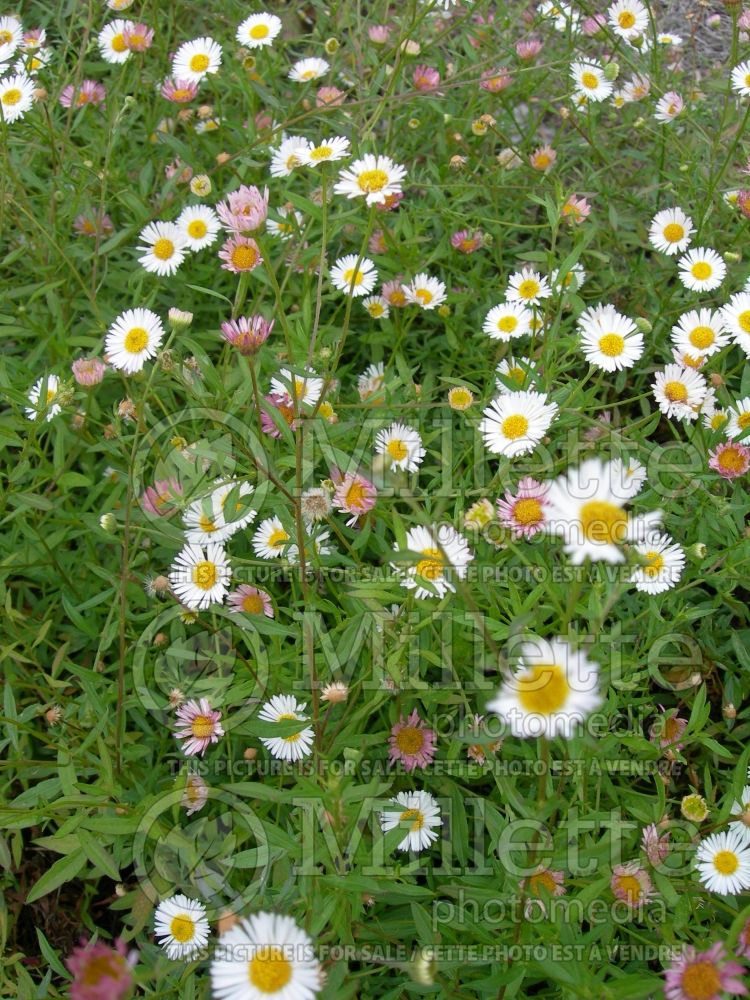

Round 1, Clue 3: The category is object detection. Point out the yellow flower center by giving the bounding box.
[738,311,750,333]
[389,290,407,306]
[192,561,217,590]
[517,279,539,300]
[249,23,270,40]
[497,315,518,333]
[713,849,739,875]
[614,874,642,904]
[718,446,746,473]
[248,946,292,993]
[190,53,210,72]
[343,267,364,286]
[416,547,444,581]
[710,413,727,430]
[0,30,12,43]
[368,302,385,317]
[581,71,599,90]
[242,593,265,614]
[128,33,145,47]
[400,807,425,831]
[690,261,712,281]
[533,153,551,169]
[738,412,750,429]
[198,513,217,533]
[517,663,570,714]
[529,870,557,896]
[664,380,688,403]
[598,333,625,356]
[124,327,148,353]
[643,551,664,577]
[662,222,684,243]
[395,726,425,755]
[153,238,175,261]
[357,168,389,193]
[173,87,192,100]
[386,439,408,462]
[618,11,636,28]
[679,962,721,1000]
[513,498,543,525]
[501,414,529,440]
[300,68,316,80]
[688,326,714,349]
[190,714,215,739]
[579,500,627,544]
[415,288,433,305]
[449,388,472,409]
[231,244,259,270]
[169,914,195,942]
[111,33,127,53]
[81,953,126,986]
[46,388,57,403]
[310,145,334,160]
[2,87,21,106]
[268,527,289,549]
[187,219,208,239]
[345,480,368,508]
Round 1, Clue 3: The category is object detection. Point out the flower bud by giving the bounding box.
[634,317,652,334]
[99,513,117,533]
[603,62,619,81]
[324,37,339,54]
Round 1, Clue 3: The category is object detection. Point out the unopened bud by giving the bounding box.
[634,317,652,334]
[603,62,619,81]
[725,251,742,263]
[99,513,117,533]
[324,37,339,54]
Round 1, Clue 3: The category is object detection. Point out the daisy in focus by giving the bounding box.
[26,374,62,422]
[380,790,442,853]
[176,205,220,251]
[97,20,131,63]
[172,37,222,82]
[570,60,613,102]
[334,154,407,206]
[695,829,750,895]
[721,291,750,355]
[402,273,446,310]
[483,301,532,341]
[252,516,290,559]
[174,698,224,757]
[677,247,726,292]
[388,710,437,771]
[303,135,350,166]
[670,309,728,359]
[288,56,329,82]
[104,308,165,374]
[496,477,549,539]
[374,423,425,473]
[137,222,188,276]
[648,207,694,255]
[652,365,708,421]
[731,61,750,98]
[227,585,274,619]
[629,533,685,594]
[506,267,551,306]
[258,694,314,762]
[0,72,35,122]
[577,304,644,372]
[392,524,473,600]
[154,895,209,960]
[479,391,559,458]
[608,0,648,39]
[330,255,377,297]
[236,12,282,49]
[169,543,231,609]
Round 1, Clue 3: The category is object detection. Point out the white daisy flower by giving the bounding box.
[380,790,442,853]
[392,524,473,600]
[544,458,662,564]
[578,304,644,372]
[506,267,551,306]
[483,301,532,341]
[402,273,446,310]
[539,1,581,33]
[653,92,684,124]
[648,207,694,255]
[211,912,322,999]
[13,49,50,76]
[608,457,647,501]
[570,60,613,102]
[267,205,303,241]
[333,154,407,206]
[721,292,750,356]
[270,136,312,178]
[213,479,257,536]
[252,516,290,559]
[358,362,385,400]
[363,295,390,319]
[726,397,750,440]
[26,374,61,422]
[0,16,22,63]
[258,694,314,762]
[479,390,559,458]
[286,528,333,565]
[288,56,329,83]
[729,786,750,845]
[0,72,35,123]
[695,829,750,895]
[169,542,231,610]
[657,33,682,46]
[375,422,425,472]
[172,37,222,82]
[608,0,648,39]
[487,637,602,739]
[97,19,131,63]
[104,308,165,374]
[270,368,323,407]
[550,262,586,293]
[652,364,708,421]
[154,895,210,961]
[677,247,726,293]
[330,254,378,297]
[184,480,255,544]
[496,356,537,394]
[670,308,728,359]
[236,12,282,49]
[176,205,220,251]
[731,60,750,98]
[302,135,350,167]
[629,532,685,595]
[137,221,188,277]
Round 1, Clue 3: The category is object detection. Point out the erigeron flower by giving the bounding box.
[545,458,662,564]
[550,263,587,294]
[169,543,231,609]
[402,273,446,310]
[154,895,209,960]
[374,423,425,472]
[252,516,290,559]
[59,80,107,109]
[652,365,708,421]
[721,292,750,355]
[303,135,350,166]
[66,939,135,1000]
[221,315,273,356]
[578,304,644,372]
[448,386,474,410]
[161,77,198,103]
[496,477,549,539]
[334,153,407,206]
[363,295,390,319]
[270,368,323,407]
[392,524,473,600]
[267,205,303,241]
[330,255,378,297]
[529,145,556,173]
[216,185,268,234]
[610,862,655,910]
[97,20,132,63]
[211,912,322,999]
[479,391,559,458]
[463,499,494,532]
[608,0,648,39]
[332,470,377,525]
[104,308,165,374]
[654,91,684,124]
[728,785,750,844]
[172,37,222,82]
[695,829,750,895]
[648,207,694,255]
[608,457,647,501]
[670,308,728,358]
[483,301,532,341]
[258,694,314,762]
[270,135,311,178]
[622,74,651,102]
[174,698,224,756]
[176,204,220,251]
[123,22,153,52]
[664,943,747,1000]
[677,247,726,293]
[288,56,329,82]
[141,478,182,517]
[629,533,685,594]
[726,397,750,439]
[521,866,565,915]
[732,60,750,97]
[380,790,442,853]
[0,15,22,62]
[506,267,551,306]
[71,357,107,386]
[26,374,61,422]
[182,772,208,815]
[709,442,750,479]
[641,824,670,865]
[218,235,263,274]
[570,60,613,102]
[681,794,709,823]
[487,637,602,740]
[236,12,282,49]
[388,710,437,771]
[0,72,35,123]
[137,221,188,276]
[496,356,537,394]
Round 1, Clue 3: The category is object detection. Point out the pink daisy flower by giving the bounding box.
[610,862,656,910]
[516,38,543,60]
[521,865,565,916]
[59,80,106,109]
[161,77,199,103]
[332,469,377,526]
[227,585,274,618]
[480,68,512,92]
[561,194,591,224]
[530,145,556,173]
[165,159,192,182]
[709,442,750,479]
[496,477,549,539]
[140,478,182,517]
[71,357,106,386]
[381,276,408,307]
[649,709,687,751]
[451,229,483,254]
[582,14,607,36]
[375,192,404,213]
[174,698,224,757]
[66,938,136,1000]
[641,823,670,865]
[260,393,298,438]
[216,184,268,234]
[123,22,154,52]
[316,85,345,107]
[368,24,390,43]
[73,210,113,238]
[413,64,440,92]
[664,943,747,1000]
[219,235,263,274]
[388,709,437,771]
[221,314,273,355]
[369,229,387,254]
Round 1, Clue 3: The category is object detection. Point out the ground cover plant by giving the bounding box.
[2,0,750,997]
